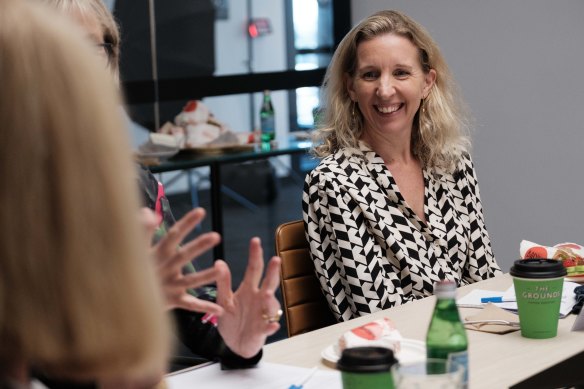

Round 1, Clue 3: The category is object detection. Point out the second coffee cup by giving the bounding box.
[510,259,567,339]
[337,346,397,389]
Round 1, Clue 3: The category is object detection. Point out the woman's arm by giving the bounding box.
[459,155,502,283]
[303,170,413,322]
[139,169,268,367]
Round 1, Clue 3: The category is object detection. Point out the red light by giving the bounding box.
[247,18,271,38]
[248,23,259,38]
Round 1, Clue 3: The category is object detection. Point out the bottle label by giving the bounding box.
[260,117,275,137]
[448,350,468,388]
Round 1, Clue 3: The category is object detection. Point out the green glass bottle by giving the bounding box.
[426,280,468,388]
[259,90,275,150]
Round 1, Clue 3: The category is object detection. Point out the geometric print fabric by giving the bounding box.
[302,141,502,322]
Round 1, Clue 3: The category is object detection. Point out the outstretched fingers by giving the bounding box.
[261,290,282,335]
[242,237,265,289]
[177,266,219,289]
[173,294,224,316]
[259,257,282,330]
[264,321,281,336]
[214,259,233,307]
[259,256,281,293]
[167,231,221,271]
[163,266,222,312]
[156,208,206,262]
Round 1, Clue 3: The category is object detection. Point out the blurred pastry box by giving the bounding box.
[136,100,252,165]
[338,317,402,354]
[159,100,251,150]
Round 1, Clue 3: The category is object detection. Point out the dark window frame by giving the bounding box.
[121,0,351,107]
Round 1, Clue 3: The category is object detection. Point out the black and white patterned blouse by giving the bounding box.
[303,141,502,322]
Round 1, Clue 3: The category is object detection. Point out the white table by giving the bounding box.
[264,274,584,388]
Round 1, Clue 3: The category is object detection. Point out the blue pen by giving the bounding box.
[481,296,516,303]
[289,366,318,389]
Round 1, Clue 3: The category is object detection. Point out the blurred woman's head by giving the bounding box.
[40,0,121,80]
[0,0,168,381]
[315,10,469,172]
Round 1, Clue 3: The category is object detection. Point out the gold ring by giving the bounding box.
[262,309,283,323]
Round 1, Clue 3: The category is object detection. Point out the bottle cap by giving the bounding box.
[336,346,397,373]
[434,280,457,298]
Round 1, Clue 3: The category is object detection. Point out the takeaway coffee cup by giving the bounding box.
[510,259,567,339]
[337,347,397,389]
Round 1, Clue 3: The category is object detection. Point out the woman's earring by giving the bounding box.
[351,101,358,127]
[418,98,426,131]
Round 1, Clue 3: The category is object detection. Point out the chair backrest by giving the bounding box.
[275,220,336,337]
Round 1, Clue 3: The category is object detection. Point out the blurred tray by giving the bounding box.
[179,143,255,156]
[135,147,180,166]
[136,148,180,160]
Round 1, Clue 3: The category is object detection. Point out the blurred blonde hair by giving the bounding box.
[314,10,470,172]
[0,0,169,380]
[40,0,121,81]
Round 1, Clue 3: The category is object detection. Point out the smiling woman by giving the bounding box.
[302,10,502,322]
[346,34,436,149]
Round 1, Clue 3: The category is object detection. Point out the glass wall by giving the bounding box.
[113,0,339,134]
[289,0,333,130]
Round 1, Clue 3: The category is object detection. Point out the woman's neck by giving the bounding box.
[360,130,415,167]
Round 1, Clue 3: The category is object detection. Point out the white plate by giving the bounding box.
[321,338,426,365]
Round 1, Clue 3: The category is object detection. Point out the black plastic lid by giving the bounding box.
[510,259,567,279]
[336,347,397,373]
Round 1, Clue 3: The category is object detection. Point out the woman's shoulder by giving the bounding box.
[306,154,339,187]
[309,147,366,176]
[428,152,475,182]
[457,151,475,172]
[446,152,475,183]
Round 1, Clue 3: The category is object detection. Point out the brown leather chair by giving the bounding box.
[275,220,336,337]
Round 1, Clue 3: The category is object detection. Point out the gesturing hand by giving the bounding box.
[215,237,282,358]
[142,207,224,315]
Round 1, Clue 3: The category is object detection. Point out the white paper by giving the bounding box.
[456,280,579,318]
[456,289,506,309]
[166,362,342,389]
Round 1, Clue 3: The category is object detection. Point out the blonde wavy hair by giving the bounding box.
[314,10,470,172]
[0,0,169,380]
